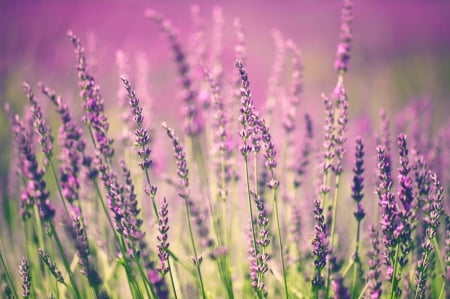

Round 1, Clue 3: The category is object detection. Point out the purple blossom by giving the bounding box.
[66,216,103,288]
[396,134,414,268]
[162,122,213,249]
[10,112,55,222]
[283,40,303,133]
[146,10,203,136]
[376,145,397,278]
[204,68,233,198]
[311,197,328,290]
[23,82,53,161]
[40,84,97,204]
[18,257,31,299]
[332,84,349,175]
[121,76,153,171]
[236,60,258,158]
[38,249,64,283]
[334,0,353,74]
[352,137,365,221]
[294,114,313,189]
[331,275,350,299]
[157,197,170,275]
[68,31,114,158]
[367,225,382,299]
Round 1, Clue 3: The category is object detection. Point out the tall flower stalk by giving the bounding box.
[162,122,207,299]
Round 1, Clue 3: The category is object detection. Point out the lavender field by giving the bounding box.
[0,1,449,298]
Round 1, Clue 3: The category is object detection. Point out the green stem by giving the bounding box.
[390,244,400,299]
[244,156,259,289]
[351,220,362,298]
[326,174,341,297]
[184,195,207,298]
[273,188,289,299]
[167,258,179,299]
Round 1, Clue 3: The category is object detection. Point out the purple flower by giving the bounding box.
[40,83,96,204]
[66,216,103,288]
[294,114,313,189]
[23,82,53,161]
[68,31,114,158]
[376,145,397,277]
[332,84,349,175]
[283,40,303,133]
[334,0,353,74]
[162,122,213,249]
[204,68,233,199]
[352,137,365,221]
[9,111,55,222]
[396,134,414,267]
[311,197,328,290]
[146,10,203,136]
[157,197,170,275]
[367,225,382,299]
[331,275,350,299]
[38,249,64,283]
[18,257,31,298]
[121,77,153,171]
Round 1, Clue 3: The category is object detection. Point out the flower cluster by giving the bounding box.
[68,31,114,158]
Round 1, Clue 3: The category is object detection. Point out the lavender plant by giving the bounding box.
[0,1,448,299]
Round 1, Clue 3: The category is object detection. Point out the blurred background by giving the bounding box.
[1,0,450,188]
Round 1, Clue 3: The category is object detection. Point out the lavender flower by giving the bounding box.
[18,257,31,298]
[414,173,443,298]
[248,191,271,297]
[367,225,382,299]
[294,114,313,189]
[67,216,102,288]
[332,84,349,176]
[162,122,213,249]
[396,134,414,268]
[331,275,350,299]
[376,145,397,277]
[334,0,353,75]
[120,159,145,257]
[121,77,153,171]
[236,60,258,158]
[11,113,55,222]
[352,137,365,221]
[157,197,170,275]
[311,197,328,291]
[265,29,286,119]
[68,31,114,158]
[283,40,303,134]
[204,68,233,199]
[210,6,225,82]
[248,221,268,298]
[23,82,53,161]
[146,10,203,136]
[40,84,96,204]
[38,249,64,283]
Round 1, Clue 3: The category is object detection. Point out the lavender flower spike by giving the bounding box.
[121,76,152,171]
[146,10,203,136]
[67,31,114,158]
[334,0,353,75]
[352,137,365,221]
[23,82,53,160]
[311,197,328,292]
[157,197,170,275]
[18,257,31,298]
[12,113,55,222]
